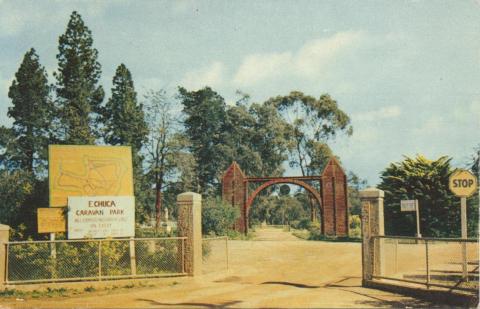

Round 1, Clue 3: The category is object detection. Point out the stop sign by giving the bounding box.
[449,170,478,197]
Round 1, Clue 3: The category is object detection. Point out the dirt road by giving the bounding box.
[1,227,432,308]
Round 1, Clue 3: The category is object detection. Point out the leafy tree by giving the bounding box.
[248,103,291,176]
[54,11,104,144]
[221,104,262,176]
[2,48,52,174]
[347,171,368,215]
[470,145,479,178]
[178,87,230,194]
[266,91,352,176]
[220,101,291,178]
[144,90,185,226]
[0,170,33,226]
[265,91,352,221]
[378,155,478,237]
[202,197,239,236]
[103,64,149,223]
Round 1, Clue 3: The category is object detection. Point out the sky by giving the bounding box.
[0,0,479,185]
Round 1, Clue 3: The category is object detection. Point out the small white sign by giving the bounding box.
[400,200,417,212]
[68,196,135,239]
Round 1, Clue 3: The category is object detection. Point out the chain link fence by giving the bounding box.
[372,236,479,292]
[202,236,228,275]
[5,237,187,284]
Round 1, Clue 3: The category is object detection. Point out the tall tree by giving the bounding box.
[266,91,352,176]
[265,91,352,220]
[103,64,148,171]
[178,87,230,195]
[54,11,104,144]
[2,48,52,174]
[144,90,184,227]
[248,103,291,176]
[103,64,149,223]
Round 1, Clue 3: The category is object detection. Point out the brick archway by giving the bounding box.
[222,157,349,236]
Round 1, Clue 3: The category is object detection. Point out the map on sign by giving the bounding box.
[49,145,133,207]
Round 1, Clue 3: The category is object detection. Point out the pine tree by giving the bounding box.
[104,64,149,223]
[3,48,52,174]
[103,64,148,173]
[54,11,104,144]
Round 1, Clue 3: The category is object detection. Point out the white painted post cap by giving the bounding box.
[0,224,10,231]
[359,188,385,199]
[177,192,202,203]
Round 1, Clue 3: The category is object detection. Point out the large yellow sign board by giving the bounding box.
[449,169,478,198]
[49,145,133,207]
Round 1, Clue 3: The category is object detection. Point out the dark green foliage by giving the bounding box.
[178,87,230,194]
[202,197,239,236]
[378,155,478,238]
[222,103,290,177]
[103,64,149,223]
[3,48,52,174]
[103,64,148,170]
[249,194,310,226]
[0,170,33,226]
[246,103,291,176]
[55,11,104,144]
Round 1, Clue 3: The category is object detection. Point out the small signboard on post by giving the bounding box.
[400,199,421,237]
[400,200,417,212]
[37,208,66,233]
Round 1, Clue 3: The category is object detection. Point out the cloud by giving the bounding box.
[233,31,366,87]
[179,61,226,90]
[354,105,402,122]
[414,115,444,135]
[0,1,110,37]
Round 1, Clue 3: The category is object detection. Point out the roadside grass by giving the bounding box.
[291,228,361,242]
[0,281,157,300]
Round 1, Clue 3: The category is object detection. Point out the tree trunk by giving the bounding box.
[155,183,162,228]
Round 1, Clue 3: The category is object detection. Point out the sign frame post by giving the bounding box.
[400,199,421,237]
[414,200,421,238]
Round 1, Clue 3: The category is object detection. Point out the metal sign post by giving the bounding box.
[448,169,478,282]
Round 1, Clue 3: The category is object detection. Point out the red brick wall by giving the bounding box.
[221,162,246,233]
[321,158,348,237]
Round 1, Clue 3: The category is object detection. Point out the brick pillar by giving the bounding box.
[360,188,385,285]
[0,224,9,285]
[177,192,202,276]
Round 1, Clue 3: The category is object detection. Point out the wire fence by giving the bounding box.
[202,236,228,275]
[5,237,187,284]
[372,236,479,292]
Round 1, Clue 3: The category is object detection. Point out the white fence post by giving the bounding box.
[0,224,9,285]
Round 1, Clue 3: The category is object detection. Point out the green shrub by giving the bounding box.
[349,215,361,238]
[202,197,239,236]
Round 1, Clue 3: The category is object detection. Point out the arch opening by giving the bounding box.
[246,181,323,231]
